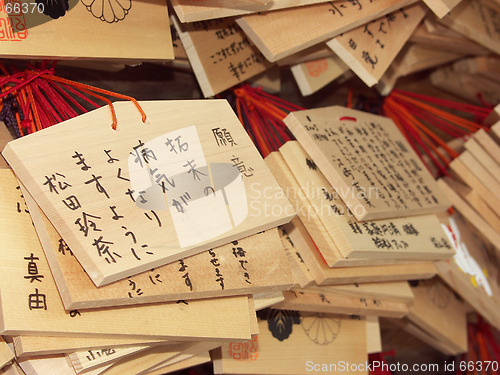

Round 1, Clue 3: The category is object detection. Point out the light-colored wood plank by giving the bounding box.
[214,311,367,374]
[284,106,450,220]
[291,56,349,96]
[407,278,468,353]
[18,355,112,375]
[437,178,500,250]
[173,16,273,97]
[398,319,459,355]
[0,0,173,61]
[68,346,151,374]
[13,336,168,358]
[366,316,382,354]
[102,342,219,375]
[0,338,14,369]
[3,100,294,286]
[28,188,294,310]
[451,152,500,213]
[327,281,414,303]
[423,0,462,17]
[443,176,500,233]
[277,44,334,67]
[171,0,335,22]
[473,129,500,164]
[439,0,500,54]
[430,66,500,106]
[278,289,409,318]
[0,170,252,341]
[142,352,211,375]
[280,141,454,262]
[452,56,500,84]
[253,291,285,311]
[328,3,427,86]
[279,226,316,288]
[248,67,281,93]
[492,122,500,142]
[236,0,418,62]
[0,122,13,169]
[282,217,438,285]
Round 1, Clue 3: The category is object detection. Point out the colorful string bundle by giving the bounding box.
[0,61,146,136]
[381,90,492,177]
[229,84,302,157]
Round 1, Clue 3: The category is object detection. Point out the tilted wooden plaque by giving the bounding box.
[284,106,450,220]
[3,100,294,286]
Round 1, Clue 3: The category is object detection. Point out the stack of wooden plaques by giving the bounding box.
[167,0,499,98]
[0,99,301,373]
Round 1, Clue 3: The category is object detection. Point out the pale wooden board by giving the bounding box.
[236,0,418,62]
[322,281,414,303]
[282,217,438,285]
[0,0,173,61]
[3,100,294,286]
[429,66,500,106]
[436,213,500,330]
[493,122,500,141]
[398,319,459,355]
[170,17,188,60]
[366,316,382,354]
[68,346,151,374]
[13,336,169,358]
[452,56,500,84]
[0,123,13,169]
[18,355,111,375]
[279,289,409,318]
[473,129,500,164]
[443,177,500,233]
[284,106,451,220]
[377,43,465,95]
[290,56,349,96]
[143,352,211,375]
[0,363,24,375]
[0,170,253,341]
[277,44,334,67]
[26,187,294,310]
[437,178,500,250]
[410,23,490,55]
[280,141,454,261]
[407,278,468,353]
[451,152,500,214]
[279,226,316,288]
[0,338,14,369]
[214,311,367,374]
[253,291,285,311]
[101,342,219,375]
[171,0,337,22]
[173,16,273,97]
[423,0,462,17]
[438,0,500,54]
[327,3,426,87]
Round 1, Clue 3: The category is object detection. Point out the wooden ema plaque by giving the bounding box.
[171,0,335,22]
[213,310,367,374]
[0,168,254,341]
[439,0,500,55]
[0,0,172,61]
[327,3,427,87]
[282,217,438,285]
[284,106,450,221]
[423,0,462,17]
[236,0,418,62]
[290,56,349,96]
[174,16,273,97]
[26,187,294,310]
[407,278,468,354]
[3,100,294,286]
[280,141,455,262]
